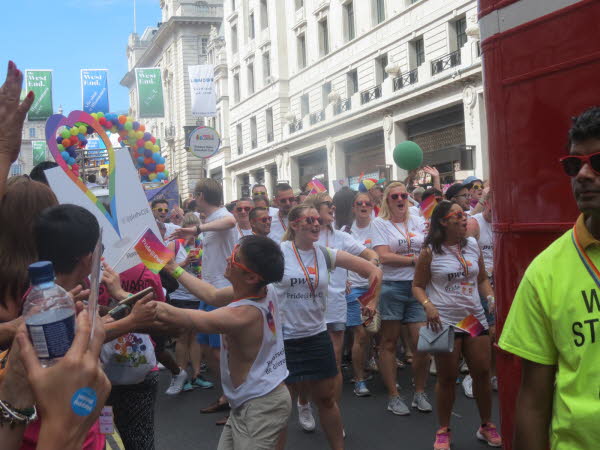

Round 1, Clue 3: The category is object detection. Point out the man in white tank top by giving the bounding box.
[151,236,291,449]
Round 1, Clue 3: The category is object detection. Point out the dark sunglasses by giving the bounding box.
[257,216,273,224]
[294,215,324,225]
[236,206,252,212]
[355,201,373,207]
[278,196,296,204]
[319,201,334,209]
[560,152,600,177]
[389,193,409,201]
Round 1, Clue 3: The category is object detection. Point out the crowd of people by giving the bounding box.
[1,58,596,450]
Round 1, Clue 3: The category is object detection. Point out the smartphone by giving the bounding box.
[108,287,154,319]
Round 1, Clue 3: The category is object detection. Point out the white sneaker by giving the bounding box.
[297,401,316,432]
[460,360,469,374]
[165,368,188,395]
[429,359,437,375]
[491,376,498,392]
[462,374,474,399]
[157,363,167,371]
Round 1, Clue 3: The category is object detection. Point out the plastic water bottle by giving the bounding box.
[22,261,76,367]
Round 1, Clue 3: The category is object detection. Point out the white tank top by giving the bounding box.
[472,213,494,276]
[220,293,288,409]
[426,237,488,329]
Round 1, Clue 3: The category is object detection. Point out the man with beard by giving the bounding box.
[268,183,297,242]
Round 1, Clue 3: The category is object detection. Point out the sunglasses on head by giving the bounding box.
[253,191,267,196]
[236,206,252,213]
[355,200,373,207]
[319,201,334,209]
[443,210,466,220]
[294,215,323,225]
[229,244,263,279]
[278,196,295,204]
[153,207,168,213]
[389,193,409,201]
[560,151,600,177]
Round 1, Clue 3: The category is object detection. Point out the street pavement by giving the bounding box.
[154,361,500,450]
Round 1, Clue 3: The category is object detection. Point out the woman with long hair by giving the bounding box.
[332,187,355,231]
[371,181,431,415]
[412,200,501,449]
[275,204,382,450]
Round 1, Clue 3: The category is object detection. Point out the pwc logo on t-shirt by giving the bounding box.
[308,267,316,275]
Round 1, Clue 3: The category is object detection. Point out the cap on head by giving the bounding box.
[445,183,467,200]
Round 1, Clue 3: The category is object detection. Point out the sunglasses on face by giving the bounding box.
[435,196,443,202]
[472,185,483,190]
[294,215,323,225]
[236,206,252,213]
[560,151,600,177]
[153,208,168,213]
[229,244,263,279]
[355,201,373,207]
[389,193,409,201]
[253,191,267,196]
[255,216,272,224]
[455,193,471,199]
[443,210,466,220]
[278,196,296,204]
[319,201,334,209]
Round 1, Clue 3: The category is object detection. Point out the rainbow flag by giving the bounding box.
[307,177,327,194]
[454,314,484,337]
[420,195,437,220]
[134,228,175,274]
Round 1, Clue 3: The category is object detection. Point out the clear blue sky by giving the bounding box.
[0,0,162,114]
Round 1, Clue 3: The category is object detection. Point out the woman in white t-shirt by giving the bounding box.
[412,201,501,448]
[371,181,431,416]
[273,204,382,450]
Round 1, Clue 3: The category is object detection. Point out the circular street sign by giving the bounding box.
[189,126,221,159]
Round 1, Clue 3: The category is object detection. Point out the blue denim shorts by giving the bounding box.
[196,301,221,348]
[346,287,367,327]
[379,280,426,323]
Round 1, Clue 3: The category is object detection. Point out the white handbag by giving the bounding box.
[417,325,455,353]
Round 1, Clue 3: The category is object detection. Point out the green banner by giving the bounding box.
[135,68,165,118]
[32,140,48,166]
[26,70,53,121]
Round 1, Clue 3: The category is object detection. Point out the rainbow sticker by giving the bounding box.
[454,314,484,337]
[134,228,175,274]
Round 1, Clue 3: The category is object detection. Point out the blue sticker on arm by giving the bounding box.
[71,387,97,416]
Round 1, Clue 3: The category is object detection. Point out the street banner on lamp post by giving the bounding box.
[188,65,217,117]
[26,70,53,121]
[32,140,48,166]
[81,69,110,114]
[135,68,165,118]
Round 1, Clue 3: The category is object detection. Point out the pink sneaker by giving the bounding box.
[476,422,502,447]
[434,427,451,450]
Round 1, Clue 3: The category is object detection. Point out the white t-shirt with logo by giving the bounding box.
[268,207,288,243]
[203,207,237,289]
[272,241,337,340]
[317,228,365,324]
[372,215,427,281]
[347,221,376,289]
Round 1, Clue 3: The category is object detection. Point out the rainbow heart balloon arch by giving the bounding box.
[53,111,168,182]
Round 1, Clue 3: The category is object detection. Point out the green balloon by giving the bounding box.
[393,141,423,171]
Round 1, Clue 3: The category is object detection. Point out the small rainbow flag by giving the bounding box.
[454,314,484,337]
[420,195,437,220]
[134,228,175,274]
[307,177,327,194]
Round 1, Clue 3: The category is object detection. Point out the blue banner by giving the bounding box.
[81,69,109,114]
[145,177,180,211]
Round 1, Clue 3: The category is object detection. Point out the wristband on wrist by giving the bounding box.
[0,400,37,427]
[173,266,185,279]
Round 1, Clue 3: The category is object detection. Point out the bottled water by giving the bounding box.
[22,261,76,367]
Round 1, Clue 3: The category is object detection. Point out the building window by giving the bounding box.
[295,0,303,10]
[376,54,388,84]
[344,2,355,42]
[236,124,243,154]
[247,63,255,95]
[231,24,238,53]
[261,0,268,30]
[248,12,255,40]
[301,93,309,117]
[266,108,274,142]
[10,162,23,177]
[373,0,385,25]
[250,117,257,149]
[263,51,271,82]
[318,19,329,56]
[297,34,307,69]
[455,17,467,49]
[29,128,36,138]
[201,37,208,55]
[233,73,240,102]
[347,69,359,97]
[322,82,331,108]
[411,37,425,68]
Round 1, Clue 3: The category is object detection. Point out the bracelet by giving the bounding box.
[422,299,430,307]
[0,400,37,427]
[173,266,185,280]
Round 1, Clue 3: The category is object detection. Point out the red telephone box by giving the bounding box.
[479,0,600,447]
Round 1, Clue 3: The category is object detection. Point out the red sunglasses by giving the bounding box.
[236,206,252,213]
[560,151,600,176]
[443,210,466,220]
[389,193,409,200]
[229,244,263,279]
[294,215,324,225]
[355,201,373,207]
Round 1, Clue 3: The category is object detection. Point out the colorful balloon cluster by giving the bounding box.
[54,112,168,183]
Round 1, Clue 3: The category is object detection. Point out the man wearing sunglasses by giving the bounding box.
[252,184,268,198]
[499,107,600,450]
[463,176,484,209]
[250,207,272,237]
[269,183,297,242]
[232,197,255,240]
[445,183,472,213]
[151,199,180,236]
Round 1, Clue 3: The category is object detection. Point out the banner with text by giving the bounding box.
[188,65,216,117]
[32,140,48,166]
[135,68,165,118]
[81,69,109,114]
[26,70,53,121]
